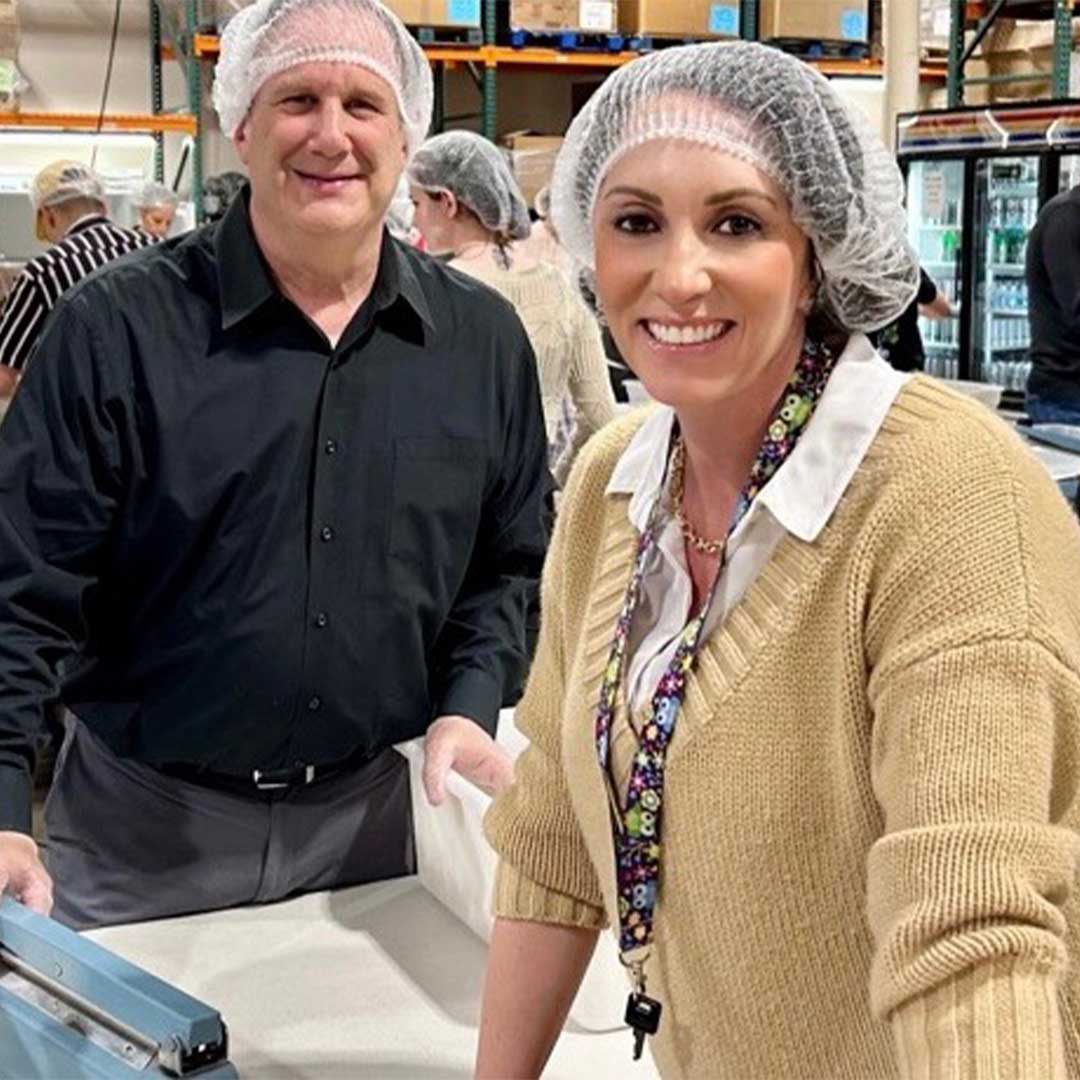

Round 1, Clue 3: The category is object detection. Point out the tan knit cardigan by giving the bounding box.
[485,377,1080,1079]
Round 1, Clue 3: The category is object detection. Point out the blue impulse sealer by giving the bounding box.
[0,897,237,1078]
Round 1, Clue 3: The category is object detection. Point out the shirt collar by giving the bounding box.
[606,334,910,543]
[64,213,109,239]
[215,187,435,336]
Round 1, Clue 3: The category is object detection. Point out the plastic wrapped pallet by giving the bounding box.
[396,710,632,1031]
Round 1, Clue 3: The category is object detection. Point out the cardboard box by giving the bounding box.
[500,130,564,205]
[759,0,870,44]
[0,0,17,60]
[509,1,617,33]
[620,0,740,38]
[978,18,1080,100]
[920,0,952,53]
[384,0,482,28]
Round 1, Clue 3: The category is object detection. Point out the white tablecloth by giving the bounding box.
[88,878,656,1080]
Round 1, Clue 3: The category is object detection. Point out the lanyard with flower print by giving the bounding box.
[595,336,836,1060]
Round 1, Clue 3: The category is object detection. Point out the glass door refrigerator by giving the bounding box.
[896,101,1080,400]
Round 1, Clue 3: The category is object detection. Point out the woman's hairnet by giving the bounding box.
[133,180,179,210]
[549,41,918,332]
[212,0,433,158]
[408,130,531,242]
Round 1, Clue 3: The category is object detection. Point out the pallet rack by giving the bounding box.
[946,0,1077,106]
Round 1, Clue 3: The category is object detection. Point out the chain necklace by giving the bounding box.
[669,437,725,557]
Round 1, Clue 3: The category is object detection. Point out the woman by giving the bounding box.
[478,41,1080,1079]
[408,131,616,483]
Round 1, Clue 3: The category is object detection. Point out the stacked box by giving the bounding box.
[509,1,618,33]
[620,0,741,39]
[385,0,482,29]
[920,0,953,53]
[981,17,1080,100]
[500,131,564,205]
[0,0,17,60]
[759,0,870,45]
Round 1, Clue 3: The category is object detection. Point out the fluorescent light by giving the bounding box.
[0,132,157,150]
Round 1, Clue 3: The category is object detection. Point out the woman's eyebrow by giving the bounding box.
[603,185,662,205]
[704,188,778,207]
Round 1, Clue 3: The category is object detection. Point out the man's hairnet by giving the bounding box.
[409,130,531,242]
[549,41,918,332]
[212,0,433,158]
[31,160,105,213]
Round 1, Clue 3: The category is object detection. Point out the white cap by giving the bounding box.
[31,160,105,213]
[409,130,532,241]
[550,41,919,333]
[212,0,433,159]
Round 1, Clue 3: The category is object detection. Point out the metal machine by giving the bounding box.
[0,897,236,1078]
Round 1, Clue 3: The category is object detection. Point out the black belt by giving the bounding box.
[158,745,378,798]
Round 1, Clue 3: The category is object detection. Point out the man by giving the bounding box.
[1026,184,1080,423]
[131,179,180,239]
[0,160,150,394]
[0,0,548,928]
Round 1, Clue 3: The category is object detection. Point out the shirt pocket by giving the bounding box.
[389,436,487,579]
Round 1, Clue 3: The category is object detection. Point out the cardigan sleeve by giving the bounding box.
[484,452,608,930]
[863,403,1080,1078]
[551,289,616,487]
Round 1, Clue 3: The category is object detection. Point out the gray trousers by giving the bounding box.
[44,719,414,930]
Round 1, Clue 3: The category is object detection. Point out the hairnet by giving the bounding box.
[30,160,105,212]
[133,180,179,210]
[212,0,433,158]
[534,184,551,220]
[386,173,414,238]
[409,130,531,241]
[549,41,918,332]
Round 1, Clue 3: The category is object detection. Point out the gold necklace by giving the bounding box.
[670,436,725,558]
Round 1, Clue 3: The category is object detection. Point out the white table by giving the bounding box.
[88,878,654,1080]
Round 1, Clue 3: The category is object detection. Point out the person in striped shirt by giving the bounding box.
[0,161,150,395]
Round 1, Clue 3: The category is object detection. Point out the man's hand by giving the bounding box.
[0,831,53,915]
[422,714,515,806]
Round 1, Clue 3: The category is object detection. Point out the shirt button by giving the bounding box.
[320,525,334,542]
[308,695,322,711]
[325,439,337,455]
[314,612,329,628]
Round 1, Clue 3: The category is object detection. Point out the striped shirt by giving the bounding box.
[0,215,152,372]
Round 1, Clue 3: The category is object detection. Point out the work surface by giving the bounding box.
[88,878,656,1080]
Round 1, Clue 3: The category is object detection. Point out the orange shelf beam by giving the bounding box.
[0,111,197,135]
[173,34,945,83]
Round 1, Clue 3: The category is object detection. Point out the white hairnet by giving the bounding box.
[549,41,918,333]
[386,173,414,238]
[408,130,531,241]
[133,180,179,210]
[212,0,433,158]
[30,160,105,212]
[533,184,551,220]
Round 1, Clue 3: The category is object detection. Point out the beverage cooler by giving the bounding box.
[896,101,1080,397]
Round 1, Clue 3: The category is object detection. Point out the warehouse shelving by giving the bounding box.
[146,0,944,220]
[0,111,195,134]
[946,0,1078,106]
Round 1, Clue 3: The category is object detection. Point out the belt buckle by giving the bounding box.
[252,764,315,791]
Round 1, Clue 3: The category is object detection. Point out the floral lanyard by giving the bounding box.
[594,336,836,1059]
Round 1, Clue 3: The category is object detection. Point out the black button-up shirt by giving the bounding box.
[0,194,549,833]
